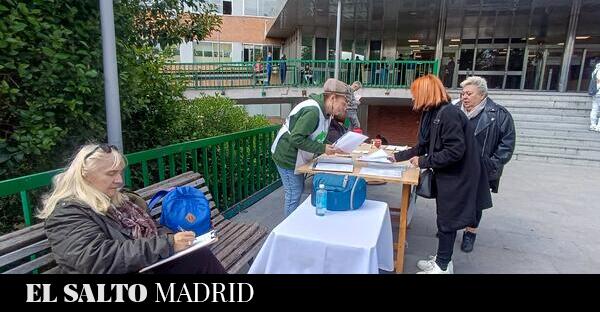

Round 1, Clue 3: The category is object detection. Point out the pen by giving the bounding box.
[178,226,185,232]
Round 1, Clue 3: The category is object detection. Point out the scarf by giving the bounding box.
[108,199,158,239]
[418,104,444,145]
[461,97,487,119]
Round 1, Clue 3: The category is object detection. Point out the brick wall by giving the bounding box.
[367,105,420,146]
[206,16,281,45]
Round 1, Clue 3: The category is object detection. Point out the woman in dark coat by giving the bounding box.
[393,75,491,274]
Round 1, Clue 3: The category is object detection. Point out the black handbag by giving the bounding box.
[415,105,448,199]
[416,168,436,198]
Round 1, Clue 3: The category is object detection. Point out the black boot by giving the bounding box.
[461,231,476,253]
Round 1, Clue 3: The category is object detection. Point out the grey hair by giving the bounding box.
[460,76,488,96]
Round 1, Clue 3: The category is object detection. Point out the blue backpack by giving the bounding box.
[147,186,212,236]
[311,173,367,211]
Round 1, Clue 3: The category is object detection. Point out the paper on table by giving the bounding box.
[358,149,391,163]
[317,156,354,164]
[139,230,218,273]
[384,145,409,152]
[359,167,404,178]
[333,132,369,153]
[314,162,354,173]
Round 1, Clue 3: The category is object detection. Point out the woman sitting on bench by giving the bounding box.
[37,144,226,274]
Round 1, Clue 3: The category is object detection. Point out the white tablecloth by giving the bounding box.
[248,196,394,274]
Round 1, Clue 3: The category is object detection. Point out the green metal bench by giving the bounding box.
[0,171,267,274]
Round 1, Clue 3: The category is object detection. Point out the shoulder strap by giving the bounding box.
[428,104,450,156]
[147,190,170,211]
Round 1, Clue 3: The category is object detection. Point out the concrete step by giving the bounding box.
[513,151,600,167]
[516,143,600,159]
[508,106,590,117]
[517,126,600,139]
[513,114,590,125]
[496,100,592,110]
[515,120,589,130]
[518,134,600,149]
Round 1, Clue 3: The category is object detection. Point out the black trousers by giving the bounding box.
[152,248,227,274]
[435,230,457,270]
[470,209,483,228]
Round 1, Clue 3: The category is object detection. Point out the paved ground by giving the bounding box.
[232,160,600,274]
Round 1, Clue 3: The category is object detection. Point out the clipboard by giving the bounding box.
[139,230,218,273]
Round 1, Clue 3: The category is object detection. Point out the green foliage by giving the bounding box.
[172,96,271,142]
[0,0,272,233]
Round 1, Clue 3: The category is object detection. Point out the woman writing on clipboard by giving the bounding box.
[39,144,226,274]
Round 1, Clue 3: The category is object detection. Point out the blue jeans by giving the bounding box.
[276,165,305,217]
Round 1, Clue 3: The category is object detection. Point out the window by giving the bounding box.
[223,1,232,15]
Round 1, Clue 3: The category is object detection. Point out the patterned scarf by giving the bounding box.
[108,199,158,239]
[461,97,487,120]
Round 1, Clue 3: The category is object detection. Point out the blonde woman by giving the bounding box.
[39,144,226,274]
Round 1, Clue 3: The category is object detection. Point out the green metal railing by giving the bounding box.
[0,125,282,228]
[164,59,439,90]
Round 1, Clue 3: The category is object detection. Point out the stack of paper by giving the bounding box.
[384,145,410,152]
[313,156,354,173]
[358,149,392,163]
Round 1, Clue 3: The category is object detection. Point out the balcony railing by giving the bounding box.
[164,59,439,90]
[0,125,282,231]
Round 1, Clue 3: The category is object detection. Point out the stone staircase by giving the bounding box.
[449,90,600,167]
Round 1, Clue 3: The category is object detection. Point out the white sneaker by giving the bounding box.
[416,259,454,274]
[416,255,437,271]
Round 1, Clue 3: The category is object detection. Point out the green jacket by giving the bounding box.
[272,94,328,170]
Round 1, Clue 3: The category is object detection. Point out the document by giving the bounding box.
[358,149,392,163]
[333,132,369,153]
[384,145,409,152]
[139,230,218,273]
[359,167,404,179]
[313,156,354,173]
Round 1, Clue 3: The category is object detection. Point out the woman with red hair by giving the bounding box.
[393,75,491,274]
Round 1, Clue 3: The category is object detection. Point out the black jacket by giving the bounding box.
[44,199,174,274]
[395,103,492,231]
[457,98,516,193]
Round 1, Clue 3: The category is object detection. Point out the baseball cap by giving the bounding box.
[323,78,351,102]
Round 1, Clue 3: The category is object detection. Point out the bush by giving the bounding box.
[172,96,270,143]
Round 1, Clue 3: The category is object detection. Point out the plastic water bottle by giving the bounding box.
[316,183,327,216]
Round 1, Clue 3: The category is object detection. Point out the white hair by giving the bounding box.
[460,76,488,96]
[38,144,127,219]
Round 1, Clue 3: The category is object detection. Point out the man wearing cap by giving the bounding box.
[271,79,350,216]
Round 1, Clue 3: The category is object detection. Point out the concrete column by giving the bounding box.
[334,0,341,80]
[559,0,582,92]
[434,0,448,62]
[99,0,123,151]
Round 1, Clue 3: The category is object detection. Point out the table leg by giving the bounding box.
[395,183,411,273]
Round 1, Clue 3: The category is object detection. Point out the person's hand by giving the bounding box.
[325,144,342,155]
[173,231,196,252]
[388,155,396,163]
[409,156,420,167]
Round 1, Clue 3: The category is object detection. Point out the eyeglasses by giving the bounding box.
[84,144,118,161]
[459,91,475,97]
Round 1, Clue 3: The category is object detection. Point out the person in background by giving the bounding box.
[280,54,287,85]
[302,64,314,85]
[346,81,363,131]
[326,110,348,144]
[266,51,273,86]
[253,58,264,86]
[39,144,226,274]
[271,79,350,217]
[392,75,491,274]
[456,76,516,252]
[589,63,600,132]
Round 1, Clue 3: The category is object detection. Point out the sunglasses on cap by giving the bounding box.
[84,144,118,161]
